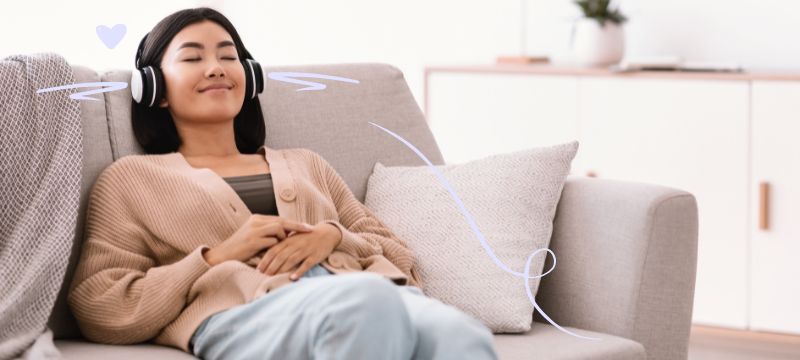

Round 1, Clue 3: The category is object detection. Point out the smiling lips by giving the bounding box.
[200,83,232,93]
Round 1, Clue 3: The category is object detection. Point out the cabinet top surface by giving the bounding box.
[425,64,800,82]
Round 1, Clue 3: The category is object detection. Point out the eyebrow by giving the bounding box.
[177,40,235,50]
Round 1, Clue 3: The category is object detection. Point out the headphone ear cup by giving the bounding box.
[131,68,145,104]
[242,59,264,100]
[251,60,264,95]
[242,59,254,100]
[150,66,165,107]
[132,66,165,107]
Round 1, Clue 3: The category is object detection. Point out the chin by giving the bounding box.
[204,103,239,113]
[194,110,239,122]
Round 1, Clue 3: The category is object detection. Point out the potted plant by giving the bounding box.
[555,0,628,66]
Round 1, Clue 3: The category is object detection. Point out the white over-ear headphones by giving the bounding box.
[131,32,264,107]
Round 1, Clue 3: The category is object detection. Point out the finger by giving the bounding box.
[265,245,297,276]
[253,214,281,223]
[286,228,311,238]
[252,237,278,261]
[256,235,280,255]
[281,220,314,233]
[257,242,286,273]
[254,216,312,235]
[256,255,269,273]
[258,223,287,240]
[277,247,306,275]
[261,236,278,249]
[290,258,317,281]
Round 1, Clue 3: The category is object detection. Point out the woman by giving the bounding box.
[68,7,498,360]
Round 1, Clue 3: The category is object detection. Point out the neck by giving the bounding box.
[174,119,239,158]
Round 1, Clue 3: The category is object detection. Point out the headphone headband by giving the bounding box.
[135,33,149,69]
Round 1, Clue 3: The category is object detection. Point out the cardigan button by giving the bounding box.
[329,253,343,267]
[279,188,296,202]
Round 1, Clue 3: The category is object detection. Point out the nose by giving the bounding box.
[205,61,226,79]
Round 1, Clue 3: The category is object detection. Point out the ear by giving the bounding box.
[158,98,168,108]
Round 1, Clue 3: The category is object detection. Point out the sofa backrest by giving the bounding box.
[48,62,445,339]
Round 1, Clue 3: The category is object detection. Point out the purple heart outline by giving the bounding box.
[96,24,126,49]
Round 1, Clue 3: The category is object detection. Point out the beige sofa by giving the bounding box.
[45,62,698,359]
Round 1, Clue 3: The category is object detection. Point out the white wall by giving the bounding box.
[2,0,800,107]
[526,0,800,71]
[1,0,200,73]
[218,0,520,107]
[0,0,520,107]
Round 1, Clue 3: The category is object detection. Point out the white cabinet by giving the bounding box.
[426,66,800,335]
[750,81,800,334]
[576,77,750,329]
[427,72,579,165]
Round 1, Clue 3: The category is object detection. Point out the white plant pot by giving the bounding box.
[552,19,625,67]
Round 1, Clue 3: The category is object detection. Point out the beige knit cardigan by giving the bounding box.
[67,145,422,352]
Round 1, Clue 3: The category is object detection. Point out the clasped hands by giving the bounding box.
[202,214,342,280]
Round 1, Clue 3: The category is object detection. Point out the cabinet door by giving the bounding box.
[750,81,800,335]
[426,72,579,164]
[577,77,750,329]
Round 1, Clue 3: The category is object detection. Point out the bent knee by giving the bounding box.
[336,272,397,295]
[327,272,404,309]
[421,307,493,340]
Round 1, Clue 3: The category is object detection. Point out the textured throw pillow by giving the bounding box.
[364,141,579,333]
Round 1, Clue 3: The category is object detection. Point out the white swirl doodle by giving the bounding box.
[36,82,128,101]
[368,121,601,341]
[267,72,359,91]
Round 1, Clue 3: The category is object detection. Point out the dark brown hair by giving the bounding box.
[131,7,265,154]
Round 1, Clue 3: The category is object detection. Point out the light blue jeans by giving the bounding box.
[189,264,498,360]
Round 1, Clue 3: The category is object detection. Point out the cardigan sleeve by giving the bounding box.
[307,150,424,288]
[67,170,211,344]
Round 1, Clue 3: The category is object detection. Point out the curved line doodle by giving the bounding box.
[267,72,359,91]
[367,121,602,341]
[36,82,128,101]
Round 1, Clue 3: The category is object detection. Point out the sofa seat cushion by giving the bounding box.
[493,322,646,360]
[57,321,643,360]
[55,340,197,360]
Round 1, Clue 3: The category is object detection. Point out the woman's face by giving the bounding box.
[157,20,246,125]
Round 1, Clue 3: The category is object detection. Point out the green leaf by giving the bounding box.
[572,0,628,25]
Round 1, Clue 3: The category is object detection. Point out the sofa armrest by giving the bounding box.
[534,176,698,360]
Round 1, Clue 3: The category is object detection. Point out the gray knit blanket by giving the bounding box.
[0,53,81,360]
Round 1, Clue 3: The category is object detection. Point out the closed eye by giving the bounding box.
[185,57,237,62]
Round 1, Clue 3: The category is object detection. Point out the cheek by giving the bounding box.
[164,75,198,104]
[228,69,247,103]
[232,82,246,102]
[232,68,247,94]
